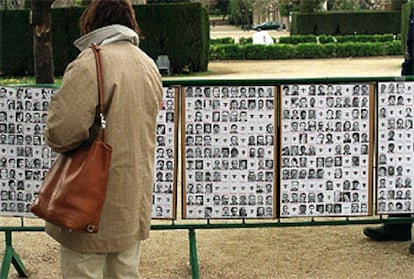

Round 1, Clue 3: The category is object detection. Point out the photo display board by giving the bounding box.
[280,83,374,217]
[0,87,57,216]
[377,82,414,214]
[182,85,277,219]
[0,86,178,220]
[152,86,178,219]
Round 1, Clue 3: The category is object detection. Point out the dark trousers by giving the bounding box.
[386,214,413,231]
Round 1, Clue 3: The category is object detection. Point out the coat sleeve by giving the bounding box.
[45,52,98,153]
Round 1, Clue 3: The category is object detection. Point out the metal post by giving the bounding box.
[188,229,200,279]
[0,229,28,278]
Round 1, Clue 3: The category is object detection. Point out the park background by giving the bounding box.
[1,0,414,278]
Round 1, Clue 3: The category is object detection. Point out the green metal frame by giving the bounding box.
[2,216,413,279]
[2,77,414,278]
[1,229,28,278]
[1,226,45,279]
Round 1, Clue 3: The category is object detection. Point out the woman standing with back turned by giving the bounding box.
[44,0,163,277]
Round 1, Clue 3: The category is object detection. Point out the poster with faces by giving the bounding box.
[0,86,178,220]
[280,83,373,217]
[377,82,414,214]
[183,86,277,219]
[0,86,57,217]
[152,86,178,219]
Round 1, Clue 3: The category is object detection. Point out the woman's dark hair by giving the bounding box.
[79,0,141,36]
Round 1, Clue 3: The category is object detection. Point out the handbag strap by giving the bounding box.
[91,43,107,141]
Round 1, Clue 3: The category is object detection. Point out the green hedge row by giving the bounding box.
[281,34,400,44]
[291,10,401,35]
[0,3,209,76]
[209,41,402,60]
[211,34,400,46]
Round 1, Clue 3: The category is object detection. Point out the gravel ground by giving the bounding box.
[1,26,413,279]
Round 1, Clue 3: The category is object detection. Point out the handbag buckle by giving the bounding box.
[100,113,107,129]
[86,224,96,233]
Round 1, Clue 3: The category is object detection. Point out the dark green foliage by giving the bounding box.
[210,37,235,45]
[239,37,252,45]
[52,8,84,75]
[244,44,268,59]
[209,41,403,60]
[266,44,296,59]
[291,10,401,35]
[401,1,414,54]
[391,0,406,11]
[238,34,397,45]
[137,3,209,73]
[0,3,209,76]
[383,40,403,55]
[279,35,317,44]
[295,43,326,58]
[299,0,314,13]
[318,35,335,43]
[335,34,397,43]
[0,10,34,75]
[209,44,243,60]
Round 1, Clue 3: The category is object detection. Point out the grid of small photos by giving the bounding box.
[152,87,177,219]
[183,86,277,219]
[377,82,414,214]
[0,86,57,217]
[280,83,373,217]
[0,86,178,220]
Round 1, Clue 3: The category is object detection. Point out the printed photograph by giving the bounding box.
[183,85,277,219]
[279,83,372,217]
[0,86,178,219]
[377,82,414,214]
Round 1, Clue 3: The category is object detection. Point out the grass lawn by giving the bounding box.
[0,77,61,86]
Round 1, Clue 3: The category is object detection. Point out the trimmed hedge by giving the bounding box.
[291,11,401,35]
[210,37,235,44]
[0,3,209,76]
[212,34,400,46]
[0,10,34,76]
[135,3,209,74]
[279,35,317,44]
[209,41,402,60]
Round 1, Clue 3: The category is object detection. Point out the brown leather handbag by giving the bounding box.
[31,44,112,233]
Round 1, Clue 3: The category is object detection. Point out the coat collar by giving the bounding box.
[74,24,140,52]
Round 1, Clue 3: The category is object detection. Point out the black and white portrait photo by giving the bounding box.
[0,87,57,217]
[279,83,373,217]
[151,86,178,219]
[0,86,178,220]
[377,82,414,215]
[183,85,277,219]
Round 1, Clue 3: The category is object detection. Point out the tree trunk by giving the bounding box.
[32,0,55,84]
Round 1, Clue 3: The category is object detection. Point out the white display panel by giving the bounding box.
[280,83,373,217]
[152,86,178,219]
[182,86,277,219]
[0,86,178,219]
[0,87,57,216]
[377,82,414,214]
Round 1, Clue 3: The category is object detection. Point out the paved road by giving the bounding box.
[189,25,405,80]
[210,24,290,41]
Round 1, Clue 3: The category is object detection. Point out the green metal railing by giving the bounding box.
[2,77,414,278]
[2,216,414,279]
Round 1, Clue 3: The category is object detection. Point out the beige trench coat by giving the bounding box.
[45,42,163,253]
